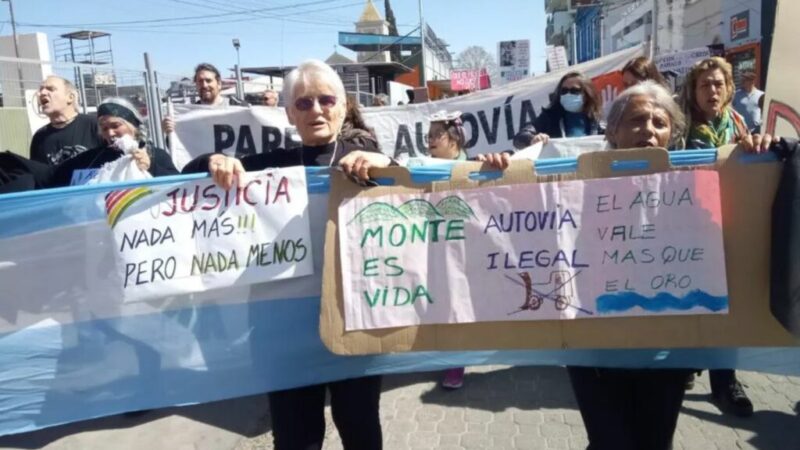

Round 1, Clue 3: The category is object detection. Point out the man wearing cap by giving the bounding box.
[732,70,764,133]
[30,76,103,166]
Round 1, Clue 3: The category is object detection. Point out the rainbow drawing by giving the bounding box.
[105,187,153,228]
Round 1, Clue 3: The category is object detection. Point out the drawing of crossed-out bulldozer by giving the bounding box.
[505,270,592,316]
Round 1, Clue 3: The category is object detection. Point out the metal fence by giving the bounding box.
[0,55,384,157]
[0,54,174,156]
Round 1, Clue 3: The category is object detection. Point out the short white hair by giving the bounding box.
[606,80,685,149]
[282,60,345,108]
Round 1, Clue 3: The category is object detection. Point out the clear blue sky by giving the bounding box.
[2,0,547,80]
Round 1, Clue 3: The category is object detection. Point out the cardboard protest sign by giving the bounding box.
[320,146,797,354]
[338,170,728,331]
[107,166,312,302]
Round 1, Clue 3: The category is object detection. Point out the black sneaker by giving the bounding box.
[713,381,754,417]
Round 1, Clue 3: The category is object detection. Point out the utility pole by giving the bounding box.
[3,0,25,105]
[233,38,243,100]
[418,0,426,90]
[651,0,659,58]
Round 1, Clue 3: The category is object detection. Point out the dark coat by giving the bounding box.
[50,143,179,188]
[182,138,380,174]
[770,137,800,337]
[513,104,602,149]
[0,151,53,194]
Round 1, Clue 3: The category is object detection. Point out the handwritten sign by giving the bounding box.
[450,69,489,92]
[338,170,728,331]
[108,166,313,302]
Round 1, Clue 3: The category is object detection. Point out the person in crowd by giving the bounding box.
[340,96,380,152]
[30,75,103,166]
[679,56,771,417]
[51,97,178,188]
[681,57,770,153]
[162,63,246,134]
[732,70,764,133]
[182,59,391,450]
[567,81,693,450]
[621,56,669,89]
[372,93,389,107]
[426,110,468,162]
[263,89,279,107]
[513,71,603,149]
[417,109,470,388]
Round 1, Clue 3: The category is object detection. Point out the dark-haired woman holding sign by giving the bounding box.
[513,71,604,149]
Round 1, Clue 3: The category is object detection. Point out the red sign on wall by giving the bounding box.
[450,68,490,92]
[731,10,750,41]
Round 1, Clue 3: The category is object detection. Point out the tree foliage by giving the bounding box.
[455,45,499,83]
[384,0,401,62]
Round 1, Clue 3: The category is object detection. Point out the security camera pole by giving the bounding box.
[233,38,243,100]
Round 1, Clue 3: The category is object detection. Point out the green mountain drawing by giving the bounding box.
[436,196,476,219]
[348,202,407,225]
[398,199,442,219]
[348,196,475,226]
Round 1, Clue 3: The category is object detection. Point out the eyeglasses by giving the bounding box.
[560,87,583,95]
[425,130,447,144]
[294,95,338,111]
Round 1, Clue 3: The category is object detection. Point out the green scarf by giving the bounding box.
[688,108,745,148]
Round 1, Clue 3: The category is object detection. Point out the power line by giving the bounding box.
[163,0,365,27]
[13,0,351,28]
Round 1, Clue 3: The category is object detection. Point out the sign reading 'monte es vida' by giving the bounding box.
[106,166,313,302]
[338,170,728,331]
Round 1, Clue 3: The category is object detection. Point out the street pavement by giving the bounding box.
[1,366,798,450]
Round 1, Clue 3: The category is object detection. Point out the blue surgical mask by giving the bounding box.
[560,93,584,113]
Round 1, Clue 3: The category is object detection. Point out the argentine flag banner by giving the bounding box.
[0,160,797,437]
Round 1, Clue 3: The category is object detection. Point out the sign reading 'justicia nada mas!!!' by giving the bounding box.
[338,170,729,331]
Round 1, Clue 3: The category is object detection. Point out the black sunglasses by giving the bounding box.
[294,95,337,111]
[560,87,583,95]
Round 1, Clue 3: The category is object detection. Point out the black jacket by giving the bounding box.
[0,151,53,194]
[50,143,179,188]
[513,104,602,149]
[770,137,800,337]
[182,138,378,174]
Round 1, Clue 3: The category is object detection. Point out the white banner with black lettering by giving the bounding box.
[169,45,643,169]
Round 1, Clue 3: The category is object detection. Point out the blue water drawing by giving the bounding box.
[596,290,729,314]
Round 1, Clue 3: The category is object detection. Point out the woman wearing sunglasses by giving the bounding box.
[183,59,389,450]
[513,71,604,149]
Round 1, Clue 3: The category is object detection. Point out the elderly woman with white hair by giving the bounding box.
[183,59,393,188]
[566,80,695,450]
[50,97,178,187]
[182,59,386,450]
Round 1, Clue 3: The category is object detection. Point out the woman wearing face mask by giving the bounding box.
[513,71,603,149]
[50,97,178,187]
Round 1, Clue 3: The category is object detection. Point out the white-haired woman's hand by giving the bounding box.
[474,152,511,170]
[131,149,151,172]
[208,154,245,191]
[338,150,392,182]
